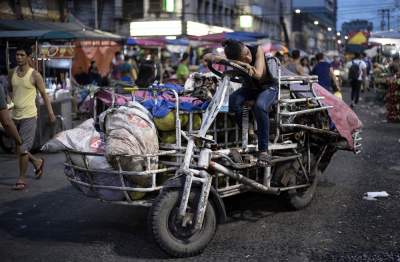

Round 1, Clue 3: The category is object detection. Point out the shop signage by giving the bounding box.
[40,46,75,59]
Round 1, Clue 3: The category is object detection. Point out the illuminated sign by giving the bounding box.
[240,15,253,28]
[130,20,232,36]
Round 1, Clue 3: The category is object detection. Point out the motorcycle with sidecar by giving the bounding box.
[62,57,362,257]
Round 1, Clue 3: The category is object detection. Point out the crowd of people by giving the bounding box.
[281,49,375,108]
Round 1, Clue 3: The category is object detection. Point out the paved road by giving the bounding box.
[0,88,399,261]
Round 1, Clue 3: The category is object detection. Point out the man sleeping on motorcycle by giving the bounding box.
[204,39,278,166]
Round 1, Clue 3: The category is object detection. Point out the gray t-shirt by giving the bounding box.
[0,84,7,110]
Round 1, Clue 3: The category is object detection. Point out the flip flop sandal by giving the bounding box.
[34,158,45,179]
[12,182,27,191]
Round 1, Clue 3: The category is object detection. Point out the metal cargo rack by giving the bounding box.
[63,149,179,206]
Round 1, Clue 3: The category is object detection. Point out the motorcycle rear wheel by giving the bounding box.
[286,166,320,210]
[274,154,320,210]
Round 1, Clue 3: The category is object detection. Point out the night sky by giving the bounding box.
[337,0,399,32]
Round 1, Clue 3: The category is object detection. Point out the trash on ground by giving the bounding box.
[363,191,390,200]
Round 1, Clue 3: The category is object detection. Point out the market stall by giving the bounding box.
[0,20,123,149]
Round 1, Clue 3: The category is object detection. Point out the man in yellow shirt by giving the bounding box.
[8,45,56,190]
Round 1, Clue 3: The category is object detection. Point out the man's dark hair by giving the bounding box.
[300,56,309,65]
[353,52,361,59]
[222,39,244,60]
[136,60,156,88]
[316,52,324,61]
[275,51,284,62]
[16,44,32,56]
[181,52,189,62]
[291,49,300,59]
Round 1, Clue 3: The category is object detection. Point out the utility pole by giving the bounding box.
[93,0,98,29]
[378,9,390,31]
[181,0,187,36]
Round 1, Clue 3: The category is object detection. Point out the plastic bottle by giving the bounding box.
[65,73,71,90]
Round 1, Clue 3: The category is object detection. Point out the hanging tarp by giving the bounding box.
[189,31,267,43]
[261,42,289,54]
[72,41,121,77]
[130,38,166,47]
[0,20,122,41]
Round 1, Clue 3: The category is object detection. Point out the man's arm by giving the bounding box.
[296,63,305,76]
[251,46,267,80]
[230,47,266,79]
[203,53,225,64]
[361,62,367,80]
[33,71,56,123]
[329,67,340,91]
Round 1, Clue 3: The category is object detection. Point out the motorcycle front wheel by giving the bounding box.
[149,188,217,258]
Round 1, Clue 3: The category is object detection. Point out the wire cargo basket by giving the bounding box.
[63,149,179,206]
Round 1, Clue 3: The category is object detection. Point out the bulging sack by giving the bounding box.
[100,103,159,173]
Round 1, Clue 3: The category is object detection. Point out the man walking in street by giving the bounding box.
[347,52,367,108]
[361,52,372,92]
[286,50,305,75]
[8,45,56,190]
[312,53,340,93]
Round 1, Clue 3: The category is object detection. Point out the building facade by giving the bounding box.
[0,0,67,21]
[0,0,292,43]
[292,0,337,52]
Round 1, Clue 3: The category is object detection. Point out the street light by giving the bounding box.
[327,27,332,31]
[240,15,253,28]
[344,35,349,40]
[336,32,341,36]
[295,9,301,14]
[314,20,319,25]
[337,39,342,44]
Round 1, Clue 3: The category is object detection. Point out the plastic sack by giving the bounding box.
[99,102,159,173]
[42,119,103,153]
[41,119,108,170]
